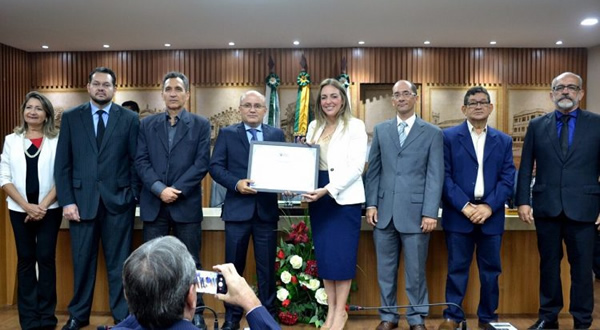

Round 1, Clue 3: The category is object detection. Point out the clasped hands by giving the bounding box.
[24,203,47,222]
[463,202,492,224]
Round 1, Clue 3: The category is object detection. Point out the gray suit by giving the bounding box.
[365,116,444,325]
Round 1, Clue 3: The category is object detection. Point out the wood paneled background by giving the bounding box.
[0,43,587,314]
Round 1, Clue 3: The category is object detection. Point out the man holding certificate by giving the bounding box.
[209,91,285,330]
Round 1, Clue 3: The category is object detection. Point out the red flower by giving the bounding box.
[278,311,298,325]
[305,259,318,277]
[291,275,298,284]
[274,262,280,272]
[285,221,310,244]
[282,299,291,307]
[277,249,285,259]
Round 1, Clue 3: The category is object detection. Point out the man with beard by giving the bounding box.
[55,67,139,330]
[516,72,600,330]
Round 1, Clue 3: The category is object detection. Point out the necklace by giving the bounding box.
[23,135,44,159]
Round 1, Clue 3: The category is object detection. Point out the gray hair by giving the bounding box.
[239,90,266,105]
[551,72,583,88]
[122,236,196,328]
[163,71,190,92]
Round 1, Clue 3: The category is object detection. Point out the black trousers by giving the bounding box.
[535,214,595,328]
[9,208,62,330]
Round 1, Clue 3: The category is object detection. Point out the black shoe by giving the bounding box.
[192,314,207,330]
[528,319,559,329]
[221,321,240,330]
[61,317,89,330]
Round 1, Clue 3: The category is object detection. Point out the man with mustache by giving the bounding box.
[516,72,600,330]
[55,67,139,330]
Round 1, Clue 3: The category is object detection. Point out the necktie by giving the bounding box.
[398,122,407,147]
[559,115,570,156]
[96,110,106,148]
[248,128,258,141]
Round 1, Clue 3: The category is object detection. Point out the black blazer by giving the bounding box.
[516,109,600,222]
[209,122,285,222]
[55,102,139,219]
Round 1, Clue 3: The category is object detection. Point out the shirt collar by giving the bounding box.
[555,108,579,120]
[466,120,488,133]
[244,123,262,131]
[397,114,416,127]
[90,101,112,114]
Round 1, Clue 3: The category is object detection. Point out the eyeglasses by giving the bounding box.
[240,103,265,110]
[552,84,580,93]
[392,91,416,99]
[466,101,491,108]
[90,81,113,89]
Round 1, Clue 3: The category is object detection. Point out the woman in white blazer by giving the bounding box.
[302,79,367,330]
[0,91,61,330]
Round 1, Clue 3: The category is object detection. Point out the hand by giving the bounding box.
[468,204,492,224]
[595,213,600,231]
[301,188,328,203]
[366,207,378,226]
[63,204,80,222]
[23,203,47,221]
[160,187,181,203]
[461,203,476,219]
[236,179,257,195]
[518,205,534,224]
[213,263,261,312]
[421,216,437,233]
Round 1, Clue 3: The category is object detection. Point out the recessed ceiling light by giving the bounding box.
[581,18,598,26]
[293,40,300,45]
[228,42,235,46]
[489,41,497,45]
[358,41,365,45]
[41,45,49,49]
[424,41,431,45]
[103,44,110,48]
[164,43,171,47]
[555,40,563,45]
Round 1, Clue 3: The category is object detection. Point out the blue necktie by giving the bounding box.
[248,128,258,141]
[96,110,105,148]
[398,122,407,147]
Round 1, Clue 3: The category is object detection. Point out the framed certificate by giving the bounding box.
[247,141,319,193]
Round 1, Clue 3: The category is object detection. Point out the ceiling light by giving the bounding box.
[103,44,110,48]
[581,18,598,26]
[41,45,49,49]
[293,40,300,45]
[358,41,365,45]
[424,41,431,45]
[555,40,563,45]
[489,41,497,45]
[228,42,235,46]
[164,43,171,47]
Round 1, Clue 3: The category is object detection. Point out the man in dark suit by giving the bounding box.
[135,71,211,329]
[438,87,515,330]
[55,67,139,330]
[209,91,285,330]
[517,72,600,330]
[365,80,444,330]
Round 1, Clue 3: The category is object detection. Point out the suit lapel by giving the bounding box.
[542,112,563,160]
[237,123,250,152]
[457,121,477,162]
[401,117,424,150]
[483,127,499,163]
[152,114,169,152]
[170,110,190,150]
[79,103,98,153]
[385,120,402,152]
[568,109,588,159]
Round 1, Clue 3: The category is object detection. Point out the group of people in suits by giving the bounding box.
[1,68,598,330]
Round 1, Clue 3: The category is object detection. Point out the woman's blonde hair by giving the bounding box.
[313,78,352,131]
[15,91,58,138]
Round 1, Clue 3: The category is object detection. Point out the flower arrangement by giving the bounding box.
[275,216,327,327]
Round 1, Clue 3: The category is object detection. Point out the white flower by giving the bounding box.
[280,271,292,284]
[289,255,303,269]
[315,288,328,305]
[276,288,289,302]
[306,279,320,291]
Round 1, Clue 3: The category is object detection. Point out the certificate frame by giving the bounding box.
[247,141,319,193]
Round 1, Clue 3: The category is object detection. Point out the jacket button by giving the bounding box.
[330,168,334,171]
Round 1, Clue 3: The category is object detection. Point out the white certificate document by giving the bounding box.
[247,141,319,193]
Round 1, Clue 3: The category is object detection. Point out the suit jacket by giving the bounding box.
[0,133,60,211]
[441,121,515,235]
[209,122,285,222]
[55,102,139,219]
[306,117,367,205]
[135,110,211,222]
[365,116,444,233]
[516,109,600,222]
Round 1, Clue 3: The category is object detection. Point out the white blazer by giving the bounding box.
[0,133,60,211]
[306,117,367,205]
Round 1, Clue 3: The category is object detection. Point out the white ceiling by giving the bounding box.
[1,0,599,52]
